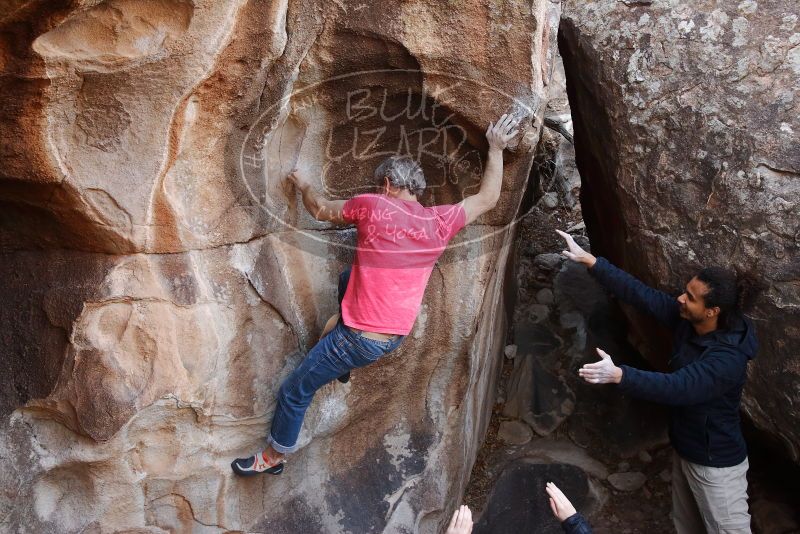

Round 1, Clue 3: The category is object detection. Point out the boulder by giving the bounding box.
[497,420,534,446]
[0,0,562,532]
[560,0,800,462]
[471,440,608,534]
[607,471,647,492]
[503,354,576,436]
[536,288,555,305]
[474,461,592,534]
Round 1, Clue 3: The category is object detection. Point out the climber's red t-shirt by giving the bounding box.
[340,194,466,335]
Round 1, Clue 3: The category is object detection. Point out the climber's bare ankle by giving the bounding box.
[265,446,284,462]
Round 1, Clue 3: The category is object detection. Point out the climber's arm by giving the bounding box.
[461,147,503,225]
[287,169,348,224]
[460,114,519,225]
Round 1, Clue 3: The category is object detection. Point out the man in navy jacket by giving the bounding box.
[557,230,757,534]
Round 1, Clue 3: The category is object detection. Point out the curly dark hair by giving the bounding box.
[696,267,761,329]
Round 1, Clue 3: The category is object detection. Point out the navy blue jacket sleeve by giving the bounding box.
[617,349,747,406]
[562,513,593,534]
[589,257,680,329]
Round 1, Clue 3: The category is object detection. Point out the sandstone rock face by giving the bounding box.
[560,0,800,462]
[0,0,560,532]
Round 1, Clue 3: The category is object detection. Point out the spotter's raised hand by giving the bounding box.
[556,229,596,268]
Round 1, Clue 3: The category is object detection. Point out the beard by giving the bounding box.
[680,306,704,323]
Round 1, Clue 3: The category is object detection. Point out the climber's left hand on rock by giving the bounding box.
[578,348,623,384]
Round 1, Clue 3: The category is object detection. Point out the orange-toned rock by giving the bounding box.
[0,0,559,531]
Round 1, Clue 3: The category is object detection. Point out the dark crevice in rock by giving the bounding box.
[0,249,113,421]
[557,19,625,269]
[742,417,800,532]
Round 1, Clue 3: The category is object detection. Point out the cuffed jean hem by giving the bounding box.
[267,433,298,454]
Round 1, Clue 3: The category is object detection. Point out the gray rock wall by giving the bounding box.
[560,0,800,461]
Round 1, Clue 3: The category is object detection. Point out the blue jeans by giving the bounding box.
[267,270,405,453]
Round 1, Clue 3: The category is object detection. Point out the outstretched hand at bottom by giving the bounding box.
[446,505,473,534]
[546,482,577,522]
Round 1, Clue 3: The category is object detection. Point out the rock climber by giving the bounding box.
[557,229,759,534]
[230,113,520,476]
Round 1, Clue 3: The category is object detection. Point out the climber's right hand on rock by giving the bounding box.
[556,229,596,268]
[287,168,311,190]
[486,113,520,151]
[546,482,577,522]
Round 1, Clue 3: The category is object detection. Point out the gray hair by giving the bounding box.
[373,156,426,197]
